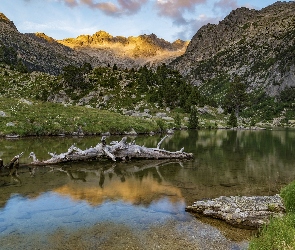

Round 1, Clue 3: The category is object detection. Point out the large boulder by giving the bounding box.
[186,195,285,229]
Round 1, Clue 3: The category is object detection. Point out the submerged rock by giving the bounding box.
[186,195,285,229]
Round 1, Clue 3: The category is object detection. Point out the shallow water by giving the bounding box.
[1,129,295,249]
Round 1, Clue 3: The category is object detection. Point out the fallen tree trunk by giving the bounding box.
[29,136,193,165]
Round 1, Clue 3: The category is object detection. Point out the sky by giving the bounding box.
[0,0,292,42]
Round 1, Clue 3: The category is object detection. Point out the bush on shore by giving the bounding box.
[249,180,295,249]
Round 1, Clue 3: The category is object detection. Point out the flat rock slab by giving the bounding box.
[186,195,285,229]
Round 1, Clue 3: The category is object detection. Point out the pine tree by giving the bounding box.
[188,107,199,129]
[224,76,247,117]
[174,114,181,129]
[228,110,238,127]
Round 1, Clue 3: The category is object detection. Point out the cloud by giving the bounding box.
[213,0,238,11]
[174,14,220,40]
[152,0,224,40]
[190,15,220,33]
[56,0,147,16]
[63,0,79,7]
[19,20,97,37]
[154,0,207,25]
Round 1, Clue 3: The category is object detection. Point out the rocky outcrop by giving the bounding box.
[0,13,91,75]
[171,1,295,97]
[186,195,285,229]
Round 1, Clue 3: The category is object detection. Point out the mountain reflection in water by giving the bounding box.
[0,160,187,234]
[55,173,183,206]
[1,130,295,249]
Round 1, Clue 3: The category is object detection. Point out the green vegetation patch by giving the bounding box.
[0,98,158,136]
[249,181,295,249]
[249,213,295,250]
[281,180,295,213]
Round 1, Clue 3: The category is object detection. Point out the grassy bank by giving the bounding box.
[0,98,159,136]
[249,181,295,249]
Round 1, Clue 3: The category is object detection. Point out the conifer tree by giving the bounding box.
[228,110,238,127]
[224,76,247,117]
[174,114,181,129]
[188,107,199,129]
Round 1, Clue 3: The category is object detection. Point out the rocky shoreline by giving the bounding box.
[186,195,285,229]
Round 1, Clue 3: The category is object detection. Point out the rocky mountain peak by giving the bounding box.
[0,13,10,22]
[58,30,188,69]
[0,13,17,30]
[92,30,113,42]
[222,7,257,25]
[34,32,56,43]
[94,30,113,38]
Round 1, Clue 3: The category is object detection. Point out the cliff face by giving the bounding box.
[0,13,91,75]
[171,1,295,96]
[59,31,188,69]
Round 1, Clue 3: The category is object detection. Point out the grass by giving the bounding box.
[249,214,295,250]
[249,180,295,250]
[0,97,159,136]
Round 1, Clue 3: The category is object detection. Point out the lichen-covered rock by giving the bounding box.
[186,195,285,229]
[6,122,15,127]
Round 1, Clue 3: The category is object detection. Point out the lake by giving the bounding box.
[1,129,294,249]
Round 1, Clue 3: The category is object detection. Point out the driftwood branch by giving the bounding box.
[157,135,168,149]
[29,136,193,165]
[1,152,24,175]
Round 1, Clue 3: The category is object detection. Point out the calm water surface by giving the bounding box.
[0,129,295,249]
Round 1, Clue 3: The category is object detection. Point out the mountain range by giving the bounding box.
[58,31,188,69]
[1,1,295,98]
[0,13,187,75]
[171,1,295,97]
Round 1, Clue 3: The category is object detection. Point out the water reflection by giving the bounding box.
[0,159,194,249]
[53,161,184,206]
[1,130,295,249]
[0,192,187,236]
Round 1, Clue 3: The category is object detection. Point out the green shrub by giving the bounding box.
[174,113,181,129]
[156,119,167,132]
[249,214,295,250]
[281,180,295,213]
[249,180,295,249]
